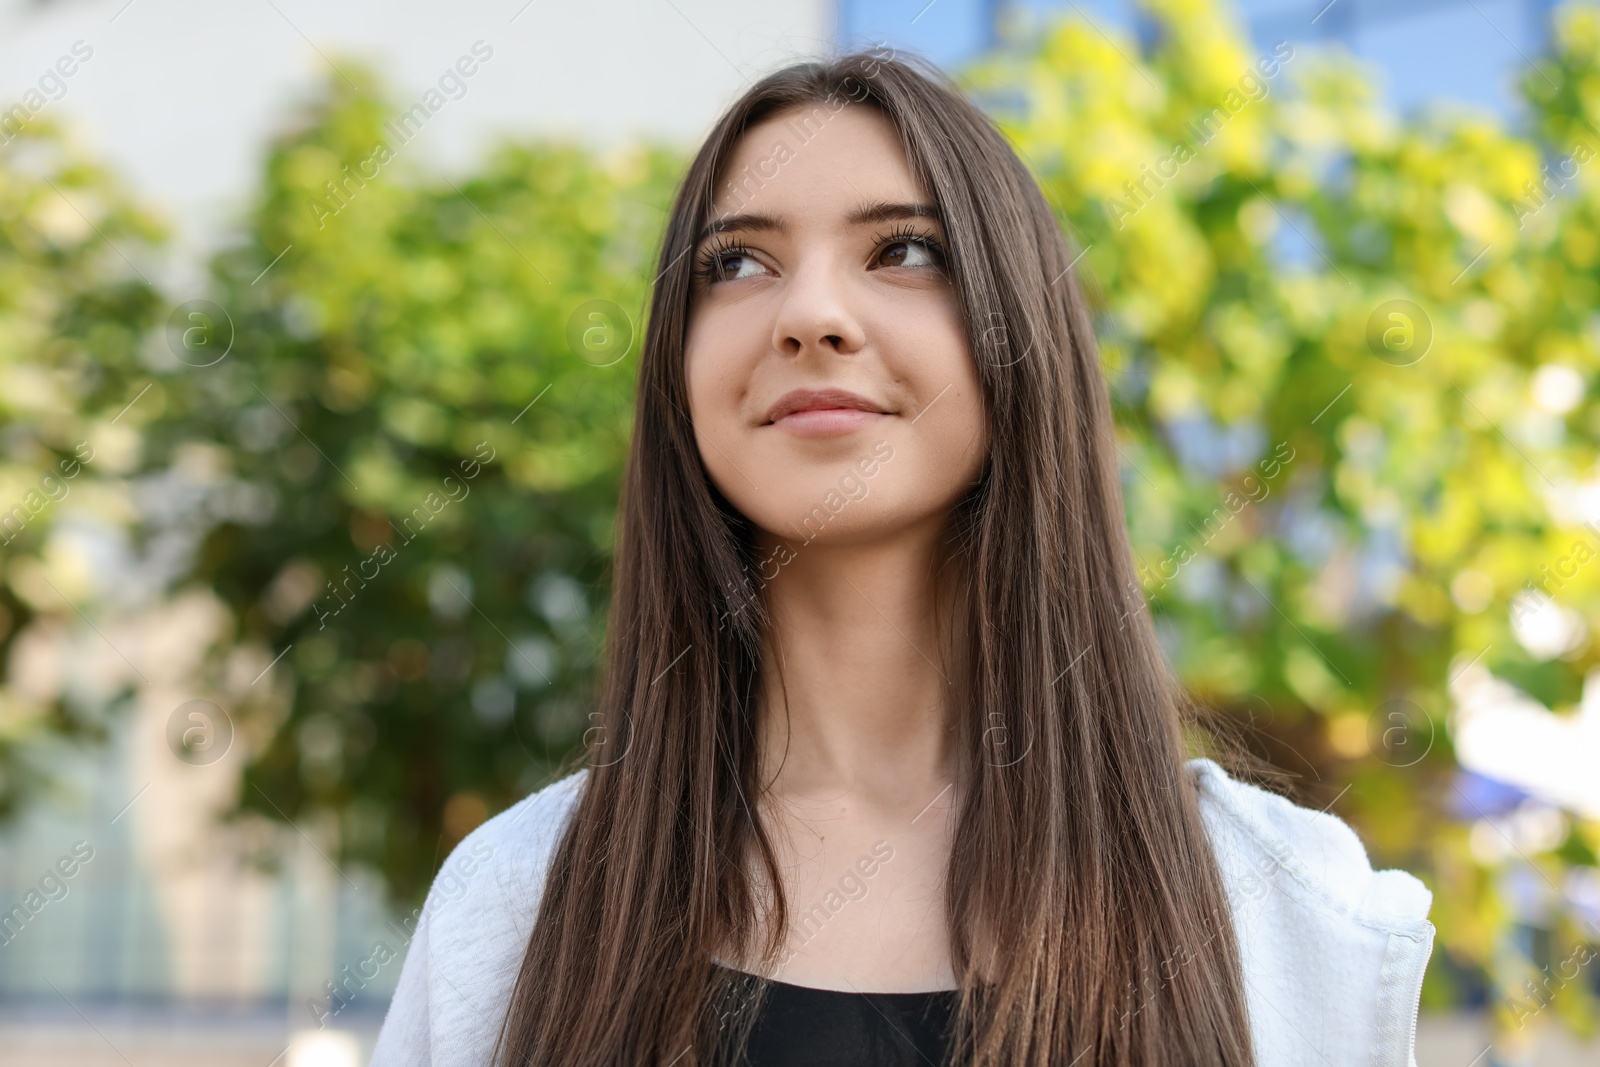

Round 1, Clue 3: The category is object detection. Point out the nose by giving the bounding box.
[770,255,867,360]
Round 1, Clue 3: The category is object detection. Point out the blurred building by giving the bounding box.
[841,0,1560,116]
[0,0,834,293]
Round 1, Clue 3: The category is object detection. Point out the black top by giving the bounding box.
[711,962,959,1067]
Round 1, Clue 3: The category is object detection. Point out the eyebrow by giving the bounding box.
[694,200,944,244]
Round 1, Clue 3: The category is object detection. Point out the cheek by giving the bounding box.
[885,314,987,490]
[896,377,987,512]
[684,312,765,507]
[819,316,985,535]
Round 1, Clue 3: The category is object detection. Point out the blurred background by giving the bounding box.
[0,0,1597,1063]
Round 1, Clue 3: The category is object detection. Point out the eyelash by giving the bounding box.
[692,235,745,285]
[692,224,949,285]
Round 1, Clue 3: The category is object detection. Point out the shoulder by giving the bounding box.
[371,769,590,1067]
[1185,758,1435,1067]
[1187,757,1433,930]
[433,767,590,907]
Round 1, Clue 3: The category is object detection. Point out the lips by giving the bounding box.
[765,388,890,424]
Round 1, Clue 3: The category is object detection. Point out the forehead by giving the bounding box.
[707,103,932,222]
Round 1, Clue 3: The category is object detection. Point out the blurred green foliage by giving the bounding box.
[3,0,1600,1031]
[0,115,165,814]
[148,61,684,903]
[970,0,1600,1027]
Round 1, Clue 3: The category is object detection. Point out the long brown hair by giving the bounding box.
[493,52,1255,1066]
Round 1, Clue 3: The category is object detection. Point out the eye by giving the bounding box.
[871,226,947,271]
[714,251,767,282]
[695,238,771,285]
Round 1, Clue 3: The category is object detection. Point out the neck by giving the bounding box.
[753,520,965,811]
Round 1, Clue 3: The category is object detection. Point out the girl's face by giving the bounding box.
[684,103,988,551]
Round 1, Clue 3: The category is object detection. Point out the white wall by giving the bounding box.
[0,0,833,289]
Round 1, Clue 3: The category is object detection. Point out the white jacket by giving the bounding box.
[370,758,1435,1066]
